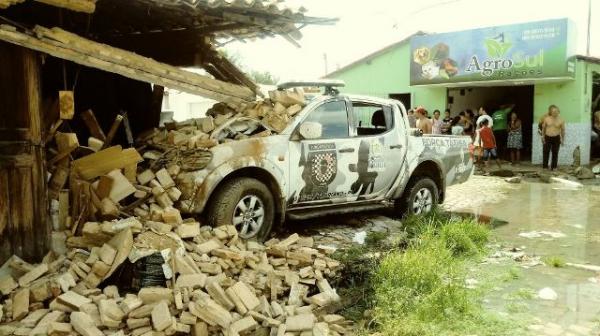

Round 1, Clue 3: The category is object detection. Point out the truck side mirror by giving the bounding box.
[298,122,322,140]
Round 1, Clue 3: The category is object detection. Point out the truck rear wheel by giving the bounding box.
[206,177,275,241]
[397,177,439,216]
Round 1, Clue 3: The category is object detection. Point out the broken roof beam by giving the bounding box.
[35,0,97,13]
[0,0,26,9]
[33,26,254,101]
[0,25,254,104]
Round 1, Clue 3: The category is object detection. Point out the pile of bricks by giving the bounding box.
[0,86,354,335]
[0,226,351,335]
[141,87,307,151]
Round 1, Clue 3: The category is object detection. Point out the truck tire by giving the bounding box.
[397,177,439,216]
[206,177,275,241]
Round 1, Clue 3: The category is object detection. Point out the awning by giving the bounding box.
[0,24,257,104]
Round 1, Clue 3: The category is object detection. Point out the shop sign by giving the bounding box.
[410,19,573,85]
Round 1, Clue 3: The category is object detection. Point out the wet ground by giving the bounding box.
[446,176,600,336]
[282,174,600,335]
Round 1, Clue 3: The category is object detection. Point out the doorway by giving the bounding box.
[389,93,411,110]
[447,85,534,160]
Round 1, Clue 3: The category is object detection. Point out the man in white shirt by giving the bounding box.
[476,107,493,128]
[474,107,493,163]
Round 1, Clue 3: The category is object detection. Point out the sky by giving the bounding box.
[224,0,599,82]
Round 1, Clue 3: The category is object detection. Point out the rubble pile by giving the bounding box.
[0,87,352,335]
[141,88,306,152]
[1,226,349,335]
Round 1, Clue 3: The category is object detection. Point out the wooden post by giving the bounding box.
[0,42,50,263]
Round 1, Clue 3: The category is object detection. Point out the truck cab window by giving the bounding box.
[303,100,349,139]
[352,102,393,136]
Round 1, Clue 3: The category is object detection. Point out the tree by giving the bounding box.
[219,49,279,85]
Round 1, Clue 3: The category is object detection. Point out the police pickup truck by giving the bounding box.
[179,81,473,240]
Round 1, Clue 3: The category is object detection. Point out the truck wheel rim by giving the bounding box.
[232,195,265,239]
[412,188,433,214]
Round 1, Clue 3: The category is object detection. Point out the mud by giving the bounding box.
[447,177,600,334]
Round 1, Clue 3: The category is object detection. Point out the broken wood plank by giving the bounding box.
[72,146,142,180]
[80,109,106,141]
[103,114,123,149]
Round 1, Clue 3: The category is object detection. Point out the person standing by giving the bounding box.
[432,109,444,134]
[450,116,464,135]
[474,107,494,163]
[415,107,432,134]
[479,119,502,174]
[492,106,510,159]
[507,111,523,164]
[462,111,474,138]
[442,109,452,134]
[407,109,417,128]
[541,105,566,170]
[476,107,493,128]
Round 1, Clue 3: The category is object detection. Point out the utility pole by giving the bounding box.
[323,53,329,76]
[587,0,592,56]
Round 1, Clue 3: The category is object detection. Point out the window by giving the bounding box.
[303,100,349,139]
[352,102,393,136]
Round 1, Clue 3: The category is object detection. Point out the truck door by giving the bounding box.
[287,98,361,207]
[347,100,408,200]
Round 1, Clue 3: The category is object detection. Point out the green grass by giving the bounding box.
[343,211,528,336]
[543,256,566,268]
[502,267,523,282]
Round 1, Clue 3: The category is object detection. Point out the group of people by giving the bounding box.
[407,104,566,172]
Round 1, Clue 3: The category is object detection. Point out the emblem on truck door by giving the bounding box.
[309,150,337,186]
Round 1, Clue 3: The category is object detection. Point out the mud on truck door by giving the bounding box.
[347,99,408,200]
[287,98,407,207]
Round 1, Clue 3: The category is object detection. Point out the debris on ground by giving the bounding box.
[504,176,522,184]
[574,167,595,180]
[592,163,600,175]
[0,227,350,335]
[485,247,543,268]
[550,177,583,189]
[518,231,566,239]
[537,287,558,301]
[0,89,355,335]
[351,232,367,245]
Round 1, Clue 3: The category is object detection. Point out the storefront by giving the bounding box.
[328,18,600,165]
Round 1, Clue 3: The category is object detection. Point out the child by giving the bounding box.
[479,119,502,174]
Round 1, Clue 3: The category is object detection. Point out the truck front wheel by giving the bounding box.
[397,177,439,216]
[207,177,275,241]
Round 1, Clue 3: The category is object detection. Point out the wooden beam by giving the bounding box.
[33,26,255,101]
[34,0,96,13]
[0,25,254,104]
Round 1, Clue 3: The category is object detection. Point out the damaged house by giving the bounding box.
[0,0,333,264]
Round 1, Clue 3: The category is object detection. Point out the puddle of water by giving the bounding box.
[457,182,600,330]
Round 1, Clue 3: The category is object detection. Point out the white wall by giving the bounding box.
[162,89,216,122]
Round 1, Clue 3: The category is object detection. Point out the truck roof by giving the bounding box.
[310,93,403,107]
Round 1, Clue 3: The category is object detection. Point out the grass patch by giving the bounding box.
[543,256,566,268]
[502,267,523,282]
[339,210,526,335]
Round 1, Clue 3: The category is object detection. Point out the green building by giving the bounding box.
[328,19,600,165]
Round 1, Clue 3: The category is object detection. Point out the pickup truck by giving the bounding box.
[177,84,473,240]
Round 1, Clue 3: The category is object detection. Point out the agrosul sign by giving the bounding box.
[410,19,573,85]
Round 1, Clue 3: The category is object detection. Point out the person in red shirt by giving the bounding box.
[478,119,502,174]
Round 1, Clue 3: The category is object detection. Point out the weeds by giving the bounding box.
[337,210,525,335]
[502,267,522,281]
[543,256,566,268]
